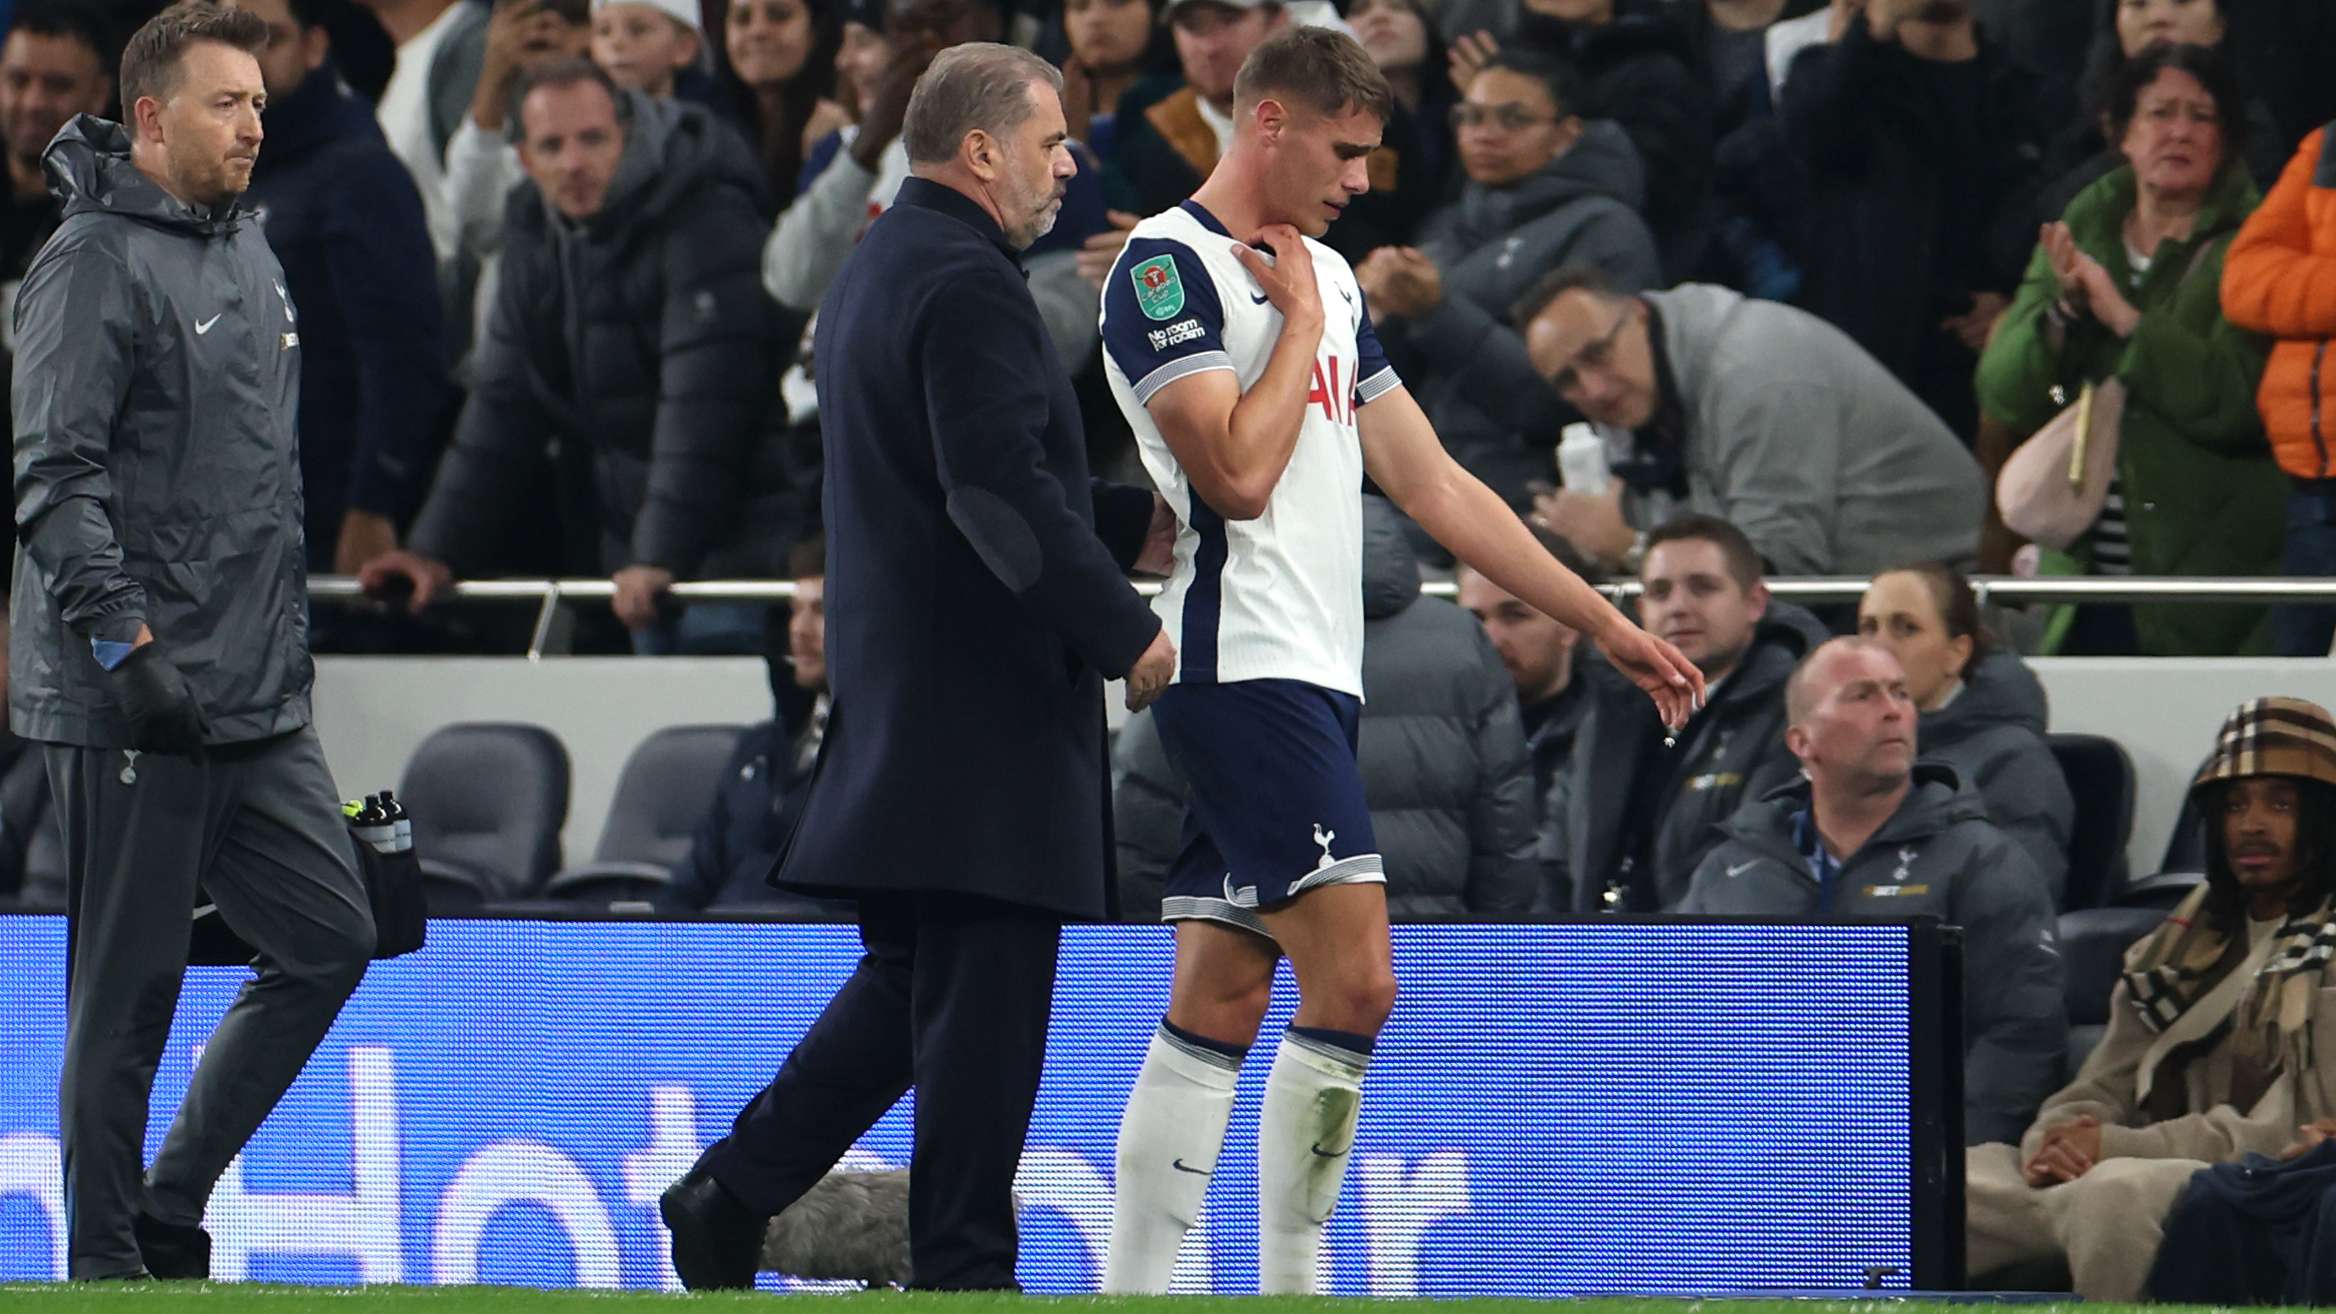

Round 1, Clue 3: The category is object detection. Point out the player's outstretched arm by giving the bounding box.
[1143,226,1323,520]
[1358,384,1704,729]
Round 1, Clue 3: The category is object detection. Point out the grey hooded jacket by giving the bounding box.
[1642,284,1984,575]
[1392,121,1663,503]
[11,117,312,747]
[1680,765,2069,1145]
[1920,649,2074,907]
[1114,497,1540,918]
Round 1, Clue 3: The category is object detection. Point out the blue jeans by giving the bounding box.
[631,602,771,656]
[2277,483,2336,658]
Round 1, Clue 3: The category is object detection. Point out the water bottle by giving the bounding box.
[1557,422,1610,496]
[348,794,394,855]
[378,789,413,854]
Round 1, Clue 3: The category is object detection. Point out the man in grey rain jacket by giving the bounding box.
[10,4,373,1280]
[1680,637,2066,1145]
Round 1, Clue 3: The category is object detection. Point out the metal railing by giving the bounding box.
[307,574,2336,660]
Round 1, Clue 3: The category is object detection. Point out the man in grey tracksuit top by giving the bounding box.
[11,8,372,1280]
[1680,638,2066,1145]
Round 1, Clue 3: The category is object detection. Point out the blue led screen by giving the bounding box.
[0,917,1923,1294]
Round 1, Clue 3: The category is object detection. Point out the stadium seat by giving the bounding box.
[399,722,571,907]
[2048,734,2136,910]
[2108,755,2209,909]
[2057,905,2164,1082]
[541,724,745,906]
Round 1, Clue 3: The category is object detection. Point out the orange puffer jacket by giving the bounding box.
[2224,126,2336,479]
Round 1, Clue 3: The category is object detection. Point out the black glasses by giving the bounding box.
[1545,310,1632,395]
[1448,103,1560,132]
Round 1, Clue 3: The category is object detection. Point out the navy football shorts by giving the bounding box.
[1149,678,1384,938]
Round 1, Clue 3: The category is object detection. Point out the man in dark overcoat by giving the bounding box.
[659,39,1177,1292]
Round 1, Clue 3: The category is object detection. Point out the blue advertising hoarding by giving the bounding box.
[0,917,1940,1293]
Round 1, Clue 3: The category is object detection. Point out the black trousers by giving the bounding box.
[697,890,1061,1290]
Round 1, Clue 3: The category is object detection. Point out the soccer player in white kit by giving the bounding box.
[1096,25,1706,1295]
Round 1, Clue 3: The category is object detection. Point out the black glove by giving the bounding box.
[107,644,210,754]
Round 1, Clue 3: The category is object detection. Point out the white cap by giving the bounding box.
[592,0,704,36]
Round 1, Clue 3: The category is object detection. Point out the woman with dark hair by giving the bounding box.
[1965,696,2336,1300]
[715,0,847,202]
[1858,563,2073,905]
[1056,0,1173,166]
[1977,40,2281,656]
[1349,0,1453,183]
[2036,0,2284,223]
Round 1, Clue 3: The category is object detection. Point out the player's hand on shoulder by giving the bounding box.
[1234,225,1322,334]
[1594,621,1704,734]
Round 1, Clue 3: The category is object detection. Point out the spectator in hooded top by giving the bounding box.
[1857,563,2073,905]
[0,2,116,423]
[233,0,449,582]
[1680,637,2066,1147]
[713,0,846,202]
[1560,514,1831,912]
[1521,265,1984,579]
[2221,118,2336,658]
[1458,525,1616,908]
[1361,49,1658,509]
[1454,0,1715,281]
[1977,41,2279,658]
[1777,0,2048,440]
[360,59,792,653]
[1114,496,1539,920]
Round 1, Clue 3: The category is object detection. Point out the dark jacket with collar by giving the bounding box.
[1919,649,2072,907]
[11,116,312,747]
[408,91,793,579]
[1680,764,2069,1144]
[1391,121,1663,504]
[1113,497,1539,919]
[248,64,448,555]
[1561,601,1829,912]
[662,681,847,915]
[776,177,1159,919]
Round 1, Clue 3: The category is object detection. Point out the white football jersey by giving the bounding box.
[1099,201,1400,697]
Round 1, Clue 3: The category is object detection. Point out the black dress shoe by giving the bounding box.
[660,1170,762,1291]
[134,1213,210,1280]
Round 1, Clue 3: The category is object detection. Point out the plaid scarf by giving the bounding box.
[2122,885,2336,1072]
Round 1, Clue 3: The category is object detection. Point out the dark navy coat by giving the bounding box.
[776,177,1159,919]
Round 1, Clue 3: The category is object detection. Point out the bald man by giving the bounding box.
[1679,637,2065,1146]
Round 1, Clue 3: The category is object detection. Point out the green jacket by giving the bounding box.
[1976,162,2281,655]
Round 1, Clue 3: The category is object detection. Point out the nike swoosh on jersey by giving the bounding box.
[194,314,222,335]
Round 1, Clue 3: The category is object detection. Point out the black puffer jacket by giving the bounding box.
[1561,602,1831,911]
[11,117,313,747]
[1114,497,1539,918]
[409,92,791,577]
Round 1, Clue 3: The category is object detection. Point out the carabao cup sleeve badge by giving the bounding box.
[1132,254,1186,321]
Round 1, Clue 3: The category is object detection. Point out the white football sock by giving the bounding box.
[1256,1026,1371,1294]
[1103,1022,1244,1293]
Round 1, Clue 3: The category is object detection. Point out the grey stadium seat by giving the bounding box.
[398,722,571,908]
[541,724,745,906]
[2057,905,2167,1083]
[2048,733,2136,910]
